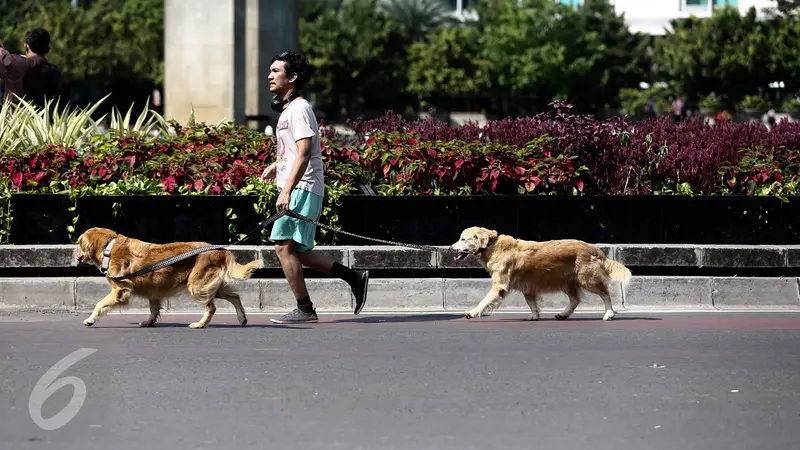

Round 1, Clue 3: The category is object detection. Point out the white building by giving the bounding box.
[450,0,780,35]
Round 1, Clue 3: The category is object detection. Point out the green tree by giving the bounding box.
[656,6,777,105]
[470,0,572,116]
[300,0,345,21]
[776,0,800,14]
[559,0,653,114]
[300,0,414,121]
[762,10,800,97]
[406,23,490,111]
[1,0,164,116]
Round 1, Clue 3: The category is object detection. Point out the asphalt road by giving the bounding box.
[2,311,800,450]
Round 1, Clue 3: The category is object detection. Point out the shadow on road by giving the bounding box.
[326,314,464,324]
[494,315,663,322]
[120,321,314,330]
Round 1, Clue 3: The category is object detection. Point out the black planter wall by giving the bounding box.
[7,194,800,245]
[9,194,263,245]
[336,195,800,245]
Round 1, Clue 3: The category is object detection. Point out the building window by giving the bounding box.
[682,0,737,10]
[557,0,608,7]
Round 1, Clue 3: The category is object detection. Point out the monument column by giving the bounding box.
[246,0,300,132]
[164,0,298,127]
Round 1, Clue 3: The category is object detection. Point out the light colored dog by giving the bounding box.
[450,227,631,321]
[75,227,263,328]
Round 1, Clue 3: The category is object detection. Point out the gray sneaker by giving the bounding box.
[270,308,318,324]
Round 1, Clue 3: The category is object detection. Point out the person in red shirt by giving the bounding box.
[0,28,61,108]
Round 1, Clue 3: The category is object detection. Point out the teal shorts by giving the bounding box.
[269,187,323,253]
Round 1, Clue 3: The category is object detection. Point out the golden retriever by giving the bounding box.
[75,227,263,328]
[450,227,631,321]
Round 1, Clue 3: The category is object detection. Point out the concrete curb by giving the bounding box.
[0,276,798,314]
[2,244,800,269]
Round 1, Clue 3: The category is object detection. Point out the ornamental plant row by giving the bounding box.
[346,103,800,198]
[0,101,798,200]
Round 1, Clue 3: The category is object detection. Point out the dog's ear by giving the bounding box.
[79,229,105,258]
[476,229,498,249]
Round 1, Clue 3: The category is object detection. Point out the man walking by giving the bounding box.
[0,28,61,107]
[260,50,369,324]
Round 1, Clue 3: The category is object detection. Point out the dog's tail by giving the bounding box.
[604,258,632,287]
[226,253,264,280]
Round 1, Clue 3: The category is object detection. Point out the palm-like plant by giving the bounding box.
[0,95,172,155]
[377,0,460,41]
[300,0,346,20]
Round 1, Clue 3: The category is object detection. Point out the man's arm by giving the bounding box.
[260,162,277,181]
[0,45,9,78]
[0,46,35,79]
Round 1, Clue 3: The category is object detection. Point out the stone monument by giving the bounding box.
[164,0,299,128]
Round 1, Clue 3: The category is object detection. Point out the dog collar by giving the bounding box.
[100,238,116,275]
[478,236,498,253]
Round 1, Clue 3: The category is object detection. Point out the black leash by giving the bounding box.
[283,210,441,252]
[102,209,441,281]
[103,210,289,281]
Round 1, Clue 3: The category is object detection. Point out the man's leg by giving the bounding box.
[293,188,369,314]
[268,192,319,324]
[270,238,318,324]
[269,188,369,322]
[297,251,370,314]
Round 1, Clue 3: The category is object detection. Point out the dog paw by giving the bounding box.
[240,317,248,327]
[527,314,540,321]
[554,314,569,321]
[139,321,156,328]
[464,310,476,319]
[603,311,616,321]
[83,318,94,327]
[188,322,207,329]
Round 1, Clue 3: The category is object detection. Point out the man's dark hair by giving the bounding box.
[272,50,314,90]
[25,28,51,55]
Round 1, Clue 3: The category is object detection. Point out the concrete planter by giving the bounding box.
[741,109,765,122]
[1,244,800,314]
[6,194,800,246]
[698,108,718,118]
[337,194,800,246]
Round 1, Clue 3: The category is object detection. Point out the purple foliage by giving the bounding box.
[342,103,800,195]
[349,111,487,143]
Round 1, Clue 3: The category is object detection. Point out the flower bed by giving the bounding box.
[346,102,800,197]
[1,101,799,245]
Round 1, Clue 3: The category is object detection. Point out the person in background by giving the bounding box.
[260,50,369,324]
[0,28,61,108]
[670,95,684,123]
